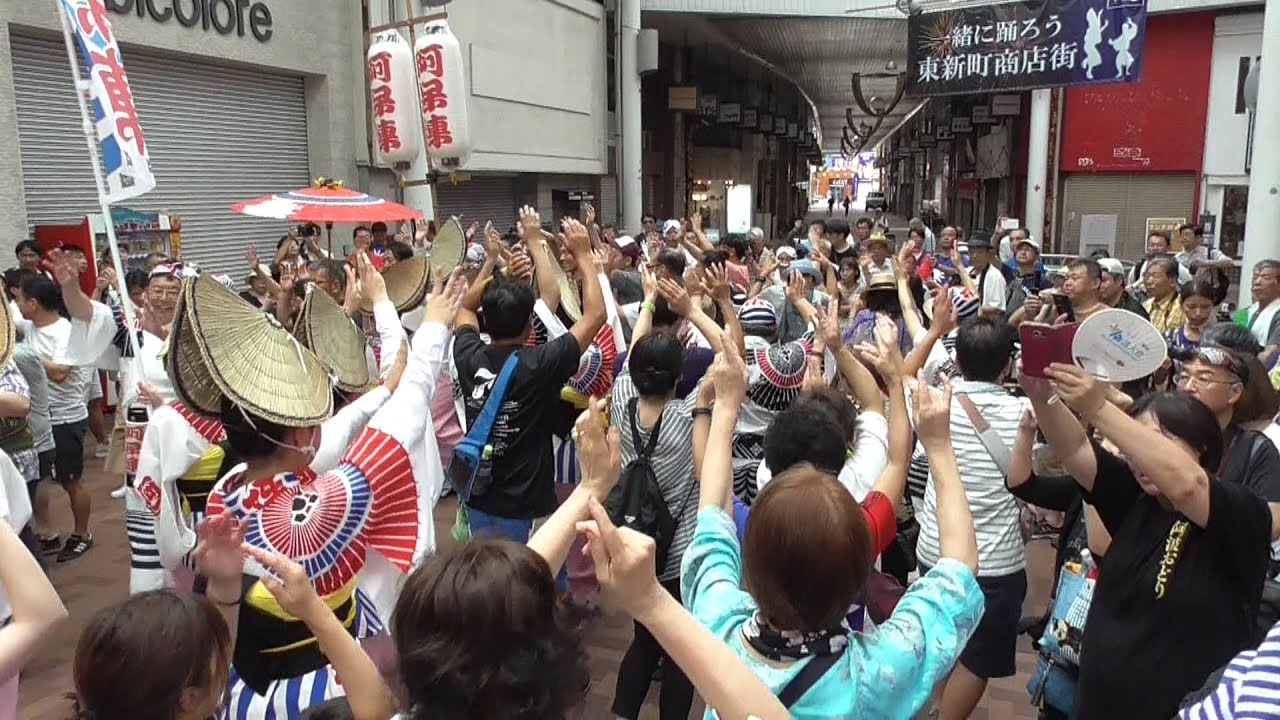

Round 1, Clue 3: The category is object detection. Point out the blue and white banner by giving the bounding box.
[58,0,156,202]
[907,0,1148,96]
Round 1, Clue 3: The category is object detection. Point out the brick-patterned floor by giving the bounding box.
[18,446,1048,719]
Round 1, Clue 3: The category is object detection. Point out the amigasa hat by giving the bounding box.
[0,294,14,371]
[379,254,431,314]
[294,284,372,394]
[163,274,332,427]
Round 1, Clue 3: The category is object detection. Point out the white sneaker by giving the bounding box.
[94,445,108,459]
[110,484,127,499]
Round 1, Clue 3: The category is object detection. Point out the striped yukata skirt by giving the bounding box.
[124,487,163,594]
[221,589,385,720]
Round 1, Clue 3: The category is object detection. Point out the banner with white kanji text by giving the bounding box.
[907,0,1147,97]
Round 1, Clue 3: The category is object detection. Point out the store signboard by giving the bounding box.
[668,86,698,111]
[718,102,742,124]
[952,116,974,133]
[727,184,752,234]
[907,0,1148,96]
[1145,217,1185,238]
[741,107,758,129]
[972,104,994,124]
[700,93,719,117]
[992,94,1022,115]
[107,0,275,42]
[759,113,774,134]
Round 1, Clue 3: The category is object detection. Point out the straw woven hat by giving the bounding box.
[164,274,332,427]
[294,284,371,393]
[0,296,14,371]
[430,216,466,277]
[548,242,582,322]
[379,254,430,314]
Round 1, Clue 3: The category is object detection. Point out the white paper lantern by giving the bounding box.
[414,20,472,165]
[367,31,420,166]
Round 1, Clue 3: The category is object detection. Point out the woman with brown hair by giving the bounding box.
[69,511,246,720]
[235,397,798,720]
[682,338,984,716]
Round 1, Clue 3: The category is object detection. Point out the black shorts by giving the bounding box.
[37,448,56,481]
[922,564,1027,680]
[51,421,88,483]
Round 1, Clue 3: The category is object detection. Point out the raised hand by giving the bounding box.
[703,263,731,303]
[577,498,664,619]
[910,372,953,445]
[424,268,468,327]
[657,277,692,317]
[640,264,658,301]
[518,205,541,242]
[561,218,592,256]
[357,252,388,306]
[708,333,748,408]
[1045,363,1106,420]
[574,397,622,501]
[192,511,248,584]
[242,544,326,626]
[43,248,79,289]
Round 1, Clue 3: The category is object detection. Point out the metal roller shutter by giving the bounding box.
[12,35,310,275]
[434,175,517,231]
[599,175,618,227]
[1061,173,1196,260]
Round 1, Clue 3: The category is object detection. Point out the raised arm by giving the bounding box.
[0,521,67,681]
[856,318,910,509]
[657,278,725,354]
[578,500,790,720]
[1019,370,1099,491]
[518,208,562,312]
[563,218,607,353]
[1047,363,1215,526]
[629,265,659,353]
[527,398,620,571]
[698,336,748,515]
[911,375,978,571]
[703,264,745,356]
[903,289,957,379]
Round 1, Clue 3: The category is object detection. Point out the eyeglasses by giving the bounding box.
[1174,372,1240,389]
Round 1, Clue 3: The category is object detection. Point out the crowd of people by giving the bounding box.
[0,202,1277,720]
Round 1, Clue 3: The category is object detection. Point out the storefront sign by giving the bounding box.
[907,0,1147,96]
[567,190,594,202]
[699,93,719,118]
[741,107,758,129]
[668,86,698,111]
[1146,217,1185,237]
[992,93,1021,115]
[759,113,773,134]
[106,0,274,42]
[718,102,741,124]
[951,116,973,133]
[972,105,994,123]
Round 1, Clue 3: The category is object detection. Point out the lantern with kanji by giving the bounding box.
[367,31,420,166]
[414,20,473,166]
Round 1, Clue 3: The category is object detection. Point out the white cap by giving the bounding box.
[1015,236,1042,252]
[662,219,682,234]
[1097,258,1126,277]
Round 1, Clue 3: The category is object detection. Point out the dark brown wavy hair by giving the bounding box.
[69,589,231,720]
[392,536,590,720]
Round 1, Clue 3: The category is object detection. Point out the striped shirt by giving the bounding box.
[610,371,699,581]
[1180,620,1280,719]
[914,379,1029,577]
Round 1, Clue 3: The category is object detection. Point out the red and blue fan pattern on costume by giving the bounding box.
[566,323,618,398]
[206,427,419,596]
[171,400,227,445]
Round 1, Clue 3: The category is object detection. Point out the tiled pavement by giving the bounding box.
[19,446,1048,720]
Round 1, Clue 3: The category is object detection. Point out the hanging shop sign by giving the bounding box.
[718,102,741,124]
[741,107,758,130]
[951,116,973,133]
[699,93,719,118]
[367,31,420,166]
[415,20,473,165]
[759,113,773,134]
[907,0,1147,96]
[668,86,698,111]
[106,0,274,42]
[972,104,994,124]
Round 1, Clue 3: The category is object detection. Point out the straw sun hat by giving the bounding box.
[0,296,14,371]
[378,254,431,314]
[294,284,372,393]
[164,274,332,427]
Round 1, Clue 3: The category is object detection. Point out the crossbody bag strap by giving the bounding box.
[956,394,1012,477]
[777,649,845,708]
[467,354,520,444]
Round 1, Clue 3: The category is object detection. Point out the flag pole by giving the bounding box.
[55,0,142,361]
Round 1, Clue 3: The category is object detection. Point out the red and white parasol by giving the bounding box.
[232,179,423,225]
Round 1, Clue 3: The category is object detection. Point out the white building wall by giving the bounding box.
[1199,12,1262,245]
[0,0,364,246]
[445,0,607,176]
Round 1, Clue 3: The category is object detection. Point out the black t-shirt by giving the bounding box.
[1072,441,1272,720]
[452,327,583,519]
[1222,427,1280,502]
[829,240,860,266]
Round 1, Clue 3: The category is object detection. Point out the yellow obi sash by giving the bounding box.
[233,577,359,694]
[174,444,225,517]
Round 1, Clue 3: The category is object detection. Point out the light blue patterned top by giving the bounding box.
[681,506,985,720]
